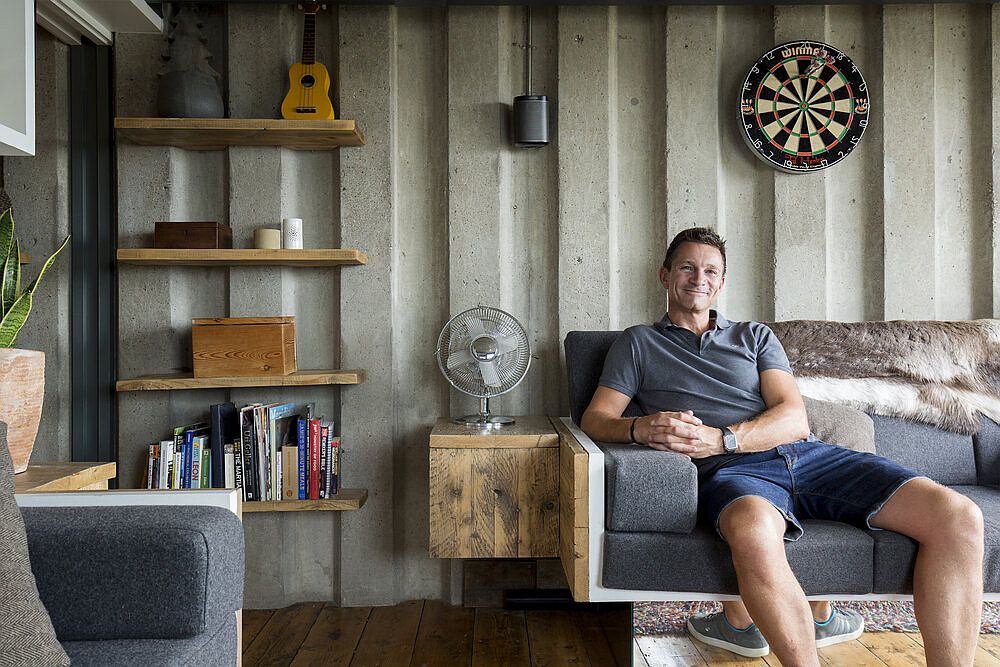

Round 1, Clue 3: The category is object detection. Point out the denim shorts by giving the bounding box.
[698,439,924,542]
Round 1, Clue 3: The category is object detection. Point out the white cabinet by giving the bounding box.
[36,0,162,47]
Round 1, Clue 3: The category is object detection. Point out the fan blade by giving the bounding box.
[479,360,502,387]
[462,315,487,340]
[446,348,475,370]
[494,333,521,356]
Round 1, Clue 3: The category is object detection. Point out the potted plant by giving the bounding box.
[0,208,69,473]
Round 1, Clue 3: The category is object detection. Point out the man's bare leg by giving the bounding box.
[719,496,818,666]
[869,478,983,667]
[722,599,832,627]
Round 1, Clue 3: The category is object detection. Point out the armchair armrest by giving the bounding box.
[21,504,243,641]
[602,444,698,533]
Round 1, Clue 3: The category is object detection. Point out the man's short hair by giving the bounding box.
[663,227,727,274]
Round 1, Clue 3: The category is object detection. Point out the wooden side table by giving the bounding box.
[429,416,558,558]
[15,462,117,493]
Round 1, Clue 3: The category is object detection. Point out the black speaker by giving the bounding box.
[512,95,549,148]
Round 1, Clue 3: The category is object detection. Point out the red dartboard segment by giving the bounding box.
[740,40,869,173]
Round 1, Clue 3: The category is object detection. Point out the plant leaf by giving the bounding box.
[0,209,14,306]
[23,235,70,297]
[2,237,19,315]
[0,290,32,348]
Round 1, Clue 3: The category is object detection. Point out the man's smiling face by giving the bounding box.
[659,241,726,315]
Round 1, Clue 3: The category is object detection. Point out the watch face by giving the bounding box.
[740,40,869,173]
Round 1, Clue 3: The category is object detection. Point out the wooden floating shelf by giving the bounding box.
[114,118,365,150]
[241,489,368,513]
[117,248,368,267]
[116,369,366,392]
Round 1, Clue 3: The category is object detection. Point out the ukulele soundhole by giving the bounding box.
[300,74,316,88]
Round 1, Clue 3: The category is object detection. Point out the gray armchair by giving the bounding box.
[21,503,244,666]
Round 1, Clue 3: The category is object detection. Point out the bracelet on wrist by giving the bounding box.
[629,417,639,444]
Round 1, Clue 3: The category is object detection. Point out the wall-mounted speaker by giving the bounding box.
[512,95,549,148]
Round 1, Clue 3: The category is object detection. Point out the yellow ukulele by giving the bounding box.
[281,3,335,120]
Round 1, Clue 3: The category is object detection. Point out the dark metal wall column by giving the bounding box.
[69,42,116,467]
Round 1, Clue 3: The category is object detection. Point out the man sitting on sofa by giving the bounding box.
[580,226,985,666]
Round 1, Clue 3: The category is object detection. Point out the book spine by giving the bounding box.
[282,446,298,500]
[309,419,321,500]
[190,436,202,489]
[331,436,340,495]
[172,445,183,489]
[241,410,256,501]
[146,444,156,489]
[233,439,245,500]
[297,418,307,500]
[201,445,211,489]
[320,424,329,499]
[224,443,235,489]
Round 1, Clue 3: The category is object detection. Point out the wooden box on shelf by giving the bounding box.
[428,416,559,559]
[192,317,296,378]
[154,221,233,249]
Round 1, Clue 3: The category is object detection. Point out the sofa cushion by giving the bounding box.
[24,505,244,640]
[601,443,697,533]
[973,416,1000,487]
[603,521,873,594]
[565,331,642,425]
[61,614,237,667]
[0,423,71,667]
[872,414,977,485]
[871,485,1000,594]
[803,397,875,453]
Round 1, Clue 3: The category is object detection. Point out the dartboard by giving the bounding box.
[740,40,869,173]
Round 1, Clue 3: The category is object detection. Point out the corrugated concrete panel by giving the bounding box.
[825,5,883,322]
[718,5,775,322]
[665,7,719,236]
[338,5,398,606]
[393,6,451,601]
[933,4,991,320]
[6,31,71,463]
[506,7,561,418]
[558,5,615,342]
[616,6,665,327]
[883,5,935,319]
[994,5,1000,317]
[773,6,829,321]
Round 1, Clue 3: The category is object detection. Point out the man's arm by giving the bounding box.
[580,386,703,450]
[678,369,810,458]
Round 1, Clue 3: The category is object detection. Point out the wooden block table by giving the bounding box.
[15,461,117,493]
[429,416,559,558]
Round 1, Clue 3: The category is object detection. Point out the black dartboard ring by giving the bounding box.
[739,40,870,173]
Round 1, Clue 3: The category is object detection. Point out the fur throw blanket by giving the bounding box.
[766,319,1000,434]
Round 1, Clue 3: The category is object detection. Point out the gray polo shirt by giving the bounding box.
[598,310,793,478]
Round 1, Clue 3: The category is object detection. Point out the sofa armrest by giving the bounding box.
[21,505,243,641]
[602,443,698,533]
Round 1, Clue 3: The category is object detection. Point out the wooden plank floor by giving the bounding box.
[244,601,1000,666]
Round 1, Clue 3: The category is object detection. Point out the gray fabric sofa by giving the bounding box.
[21,503,244,666]
[564,330,1000,599]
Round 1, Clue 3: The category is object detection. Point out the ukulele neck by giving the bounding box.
[301,11,317,65]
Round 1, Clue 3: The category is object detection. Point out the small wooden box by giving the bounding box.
[191,317,296,378]
[154,221,233,249]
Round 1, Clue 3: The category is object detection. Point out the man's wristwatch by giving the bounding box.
[721,427,739,454]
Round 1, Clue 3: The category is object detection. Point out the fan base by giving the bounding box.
[454,414,515,427]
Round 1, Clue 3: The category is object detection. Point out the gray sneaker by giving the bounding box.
[814,607,865,647]
[686,612,770,658]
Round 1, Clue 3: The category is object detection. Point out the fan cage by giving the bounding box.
[436,306,531,399]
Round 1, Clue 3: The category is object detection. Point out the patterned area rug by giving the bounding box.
[634,601,1000,635]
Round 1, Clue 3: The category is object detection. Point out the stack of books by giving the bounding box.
[143,401,342,502]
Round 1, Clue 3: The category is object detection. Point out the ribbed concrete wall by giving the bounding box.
[110,4,1000,607]
[4,30,72,464]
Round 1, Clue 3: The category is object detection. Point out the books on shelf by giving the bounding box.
[143,399,344,503]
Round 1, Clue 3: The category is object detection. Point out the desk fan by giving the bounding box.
[436,306,531,426]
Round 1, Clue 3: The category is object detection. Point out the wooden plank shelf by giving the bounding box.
[241,489,368,513]
[117,248,368,267]
[114,118,365,150]
[116,369,366,392]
